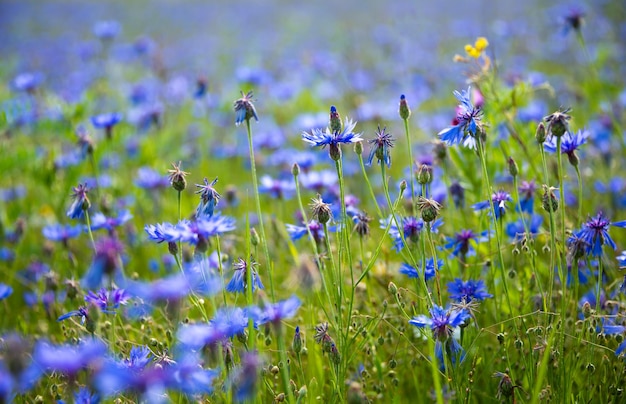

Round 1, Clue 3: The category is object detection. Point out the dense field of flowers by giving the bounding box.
[1,1,626,403]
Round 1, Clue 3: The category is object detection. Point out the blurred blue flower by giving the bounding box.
[91,113,123,129]
[82,237,125,289]
[259,174,295,200]
[506,214,543,242]
[135,167,169,190]
[93,20,121,40]
[447,279,493,302]
[472,190,513,220]
[0,283,13,300]
[226,258,264,294]
[443,229,488,258]
[42,223,82,243]
[177,306,249,348]
[89,210,133,233]
[33,339,107,377]
[399,258,442,281]
[381,216,443,252]
[286,220,325,243]
[569,212,626,257]
[66,183,91,219]
[249,295,301,326]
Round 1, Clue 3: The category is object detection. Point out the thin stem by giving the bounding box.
[574,165,583,226]
[403,118,416,215]
[245,119,275,301]
[357,153,383,218]
[84,210,97,252]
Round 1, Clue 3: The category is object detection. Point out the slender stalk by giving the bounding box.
[403,118,416,215]
[276,325,294,403]
[574,165,583,226]
[357,153,383,218]
[84,210,97,252]
[245,119,275,301]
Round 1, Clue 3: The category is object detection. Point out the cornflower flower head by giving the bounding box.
[91,113,122,140]
[134,167,169,190]
[302,114,362,161]
[314,322,337,353]
[226,258,264,294]
[544,108,571,139]
[229,351,262,402]
[57,306,91,324]
[82,236,125,289]
[85,288,129,311]
[195,177,220,219]
[444,229,488,259]
[66,183,91,219]
[569,212,626,257]
[543,129,589,167]
[89,210,133,233]
[0,283,13,300]
[250,295,302,327]
[33,339,107,378]
[42,223,82,244]
[437,87,483,148]
[518,180,537,214]
[382,216,443,252]
[234,90,258,126]
[93,20,121,40]
[506,214,543,243]
[367,125,394,167]
[286,220,325,243]
[348,207,371,237]
[472,190,513,220]
[447,279,493,302]
[399,258,442,281]
[168,161,189,192]
[259,174,295,200]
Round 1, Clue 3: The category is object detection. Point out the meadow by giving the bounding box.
[1,1,626,402]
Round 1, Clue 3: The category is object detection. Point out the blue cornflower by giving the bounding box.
[0,283,13,300]
[617,341,626,359]
[145,222,182,243]
[33,339,107,378]
[250,295,302,326]
[82,236,125,289]
[299,170,338,193]
[135,167,169,190]
[443,229,488,259]
[286,220,325,243]
[367,125,394,167]
[57,306,90,323]
[544,129,588,166]
[447,279,493,302]
[229,351,262,402]
[618,251,626,268]
[89,210,133,233]
[259,175,295,200]
[91,113,122,140]
[234,90,259,126]
[518,180,537,214]
[195,177,220,219]
[399,258,442,281]
[437,87,483,148]
[42,223,82,243]
[66,183,91,219]
[93,20,121,40]
[302,114,362,161]
[69,387,100,404]
[12,72,43,93]
[226,258,264,294]
[472,190,513,220]
[177,307,249,348]
[569,212,626,257]
[381,216,443,252]
[506,214,543,242]
[85,288,129,311]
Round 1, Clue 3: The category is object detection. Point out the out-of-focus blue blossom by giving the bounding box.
[544,129,588,157]
[299,170,337,193]
[286,220,325,243]
[517,100,546,123]
[617,251,626,268]
[381,216,443,252]
[145,215,236,245]
[259,175,295,200]
[93,20,121,40]
[228,351,262,402]
[249,295,301,326]
[91,113,123,130]
[569,212,626,257]
[399,258,442,281]
[443,229,489,258]
[472,190,513,220]
[518,180,537,214]
[177,306,249,348]
[57,306,90,323]
[0,283,13,300]
[506,214,543,242]
[12,72,43,92]
[85,288,130,311]
[82,237,125,289]
[42,223,82,243]
[66,183,91,219]
[89,210,133,233]
[135,167,169,190]
[33,339,106,377]
[447,279,493,302]
[0,186,26,202]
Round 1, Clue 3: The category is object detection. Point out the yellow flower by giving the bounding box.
[474,37,489,51]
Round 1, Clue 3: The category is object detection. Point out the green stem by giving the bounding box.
[84,210,97,252]
[574,165,583,226]
[245,119,274,301]
[357,153,383,218]
[403,118,416,215]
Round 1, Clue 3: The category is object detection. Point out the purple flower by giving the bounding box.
[250,295,301,326]
[33,339,107,377]
[82,237,125,289]
[41,223,82,243]
[472,190,513,220]
[569,212,626,257]
[381,216,443,252]
[447,279,493,302]
[91,113,122,129]
[367,125,394,168]
[89,210,133,233]
[286,220,325,243]
[85,288,129,311]
[437,87,483,148]
[177,307,249,348]
[145,215,235,245]
[443,229,488,258]
[399,258,442,281]
[506,214,543,242]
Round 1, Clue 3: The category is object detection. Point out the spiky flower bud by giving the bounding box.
[399,94,411,120]
[310,194,332,224]
[494,372,515,400]
[416,164,432,185]
[416,196,441,223]
[329,106,341,134]
[541,185,559,213]
[168,161,189,192]
[535,122,547,144]
[544,108,571,138]
[507,156,519,178]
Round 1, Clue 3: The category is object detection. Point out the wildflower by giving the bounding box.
[82,236,125,289]
[134,167,169,190]
[618,251,626,268]
[399,94,411,120]
[293,326,303,354]
[506,214,543,243]
[33,339,107,378]
[569,212,626,257]
[42,223,82,244]
[472,190,513,220]
[0,283,13,300]
[541,185,559,212]
[543,108,571,139]
[416,164,432,185]
[382,216,443,251]
[444,229,488,259]
[518,180,537,213]
[85,288,129,311]
[195,177,221,219]
[226,258,264,294]
[302,115,362,161]
[367,125,394,167]
[229,351,262,402]
[399,258,442,281]
[259,175,295,200]
[493,372,515,401]
[543,129,588,167]
[250,295,302,326]
[286,220,325,243]
[89,210,133,233]
[314,322,336,353]
[437,87,483,148]
[168,161,189,192]
[464,37,489,58]
[447,279,493,302]
[449,181,465,209]
[12,72,43,93]
[57,306,90,323]
[310,194,333,224]
[234,90,259,126]
[93,20,121,40]
[349,208,371,237]
[75,126,94,157]
[91,113,123,140]
[416,196,441,223]
[67,183,91,219]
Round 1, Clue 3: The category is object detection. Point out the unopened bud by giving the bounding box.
[567,151,579,167]
[354,141,363,156]
[168,241,178,256]
[507,156,519,178]
[399,94,411,120]
[329,106,341,133]
[292,163,300,177]
[329,143,341,161]
[388,282,398,294]
[541,185,559,213]
[416,164,432,185]
[535,122,547,144]
[251,228,260,246]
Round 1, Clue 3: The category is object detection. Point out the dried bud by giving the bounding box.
[507,156,519,178]
[416,164,432,185]
[416,196,441,223]
[399,94,411,120]
[310,194,332,224]
[541,185,559,213]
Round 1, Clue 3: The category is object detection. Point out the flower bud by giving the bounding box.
[535,122,546,144]
[567,151,579,167]
[416,196,441,223]
[329,106,341,134]
[507,156,519,178]
[354,141,363,156]
[329,143,341,161]
[388,282,398,294]
[251,228,260,247]
[399,94,411,120]
[416,164,432,185]
[541,185,559,213]
[292,326,302,354]
[291,163,300,177]
[168,241,178,256]
[310,194,332,224]
[399,180,407,192]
